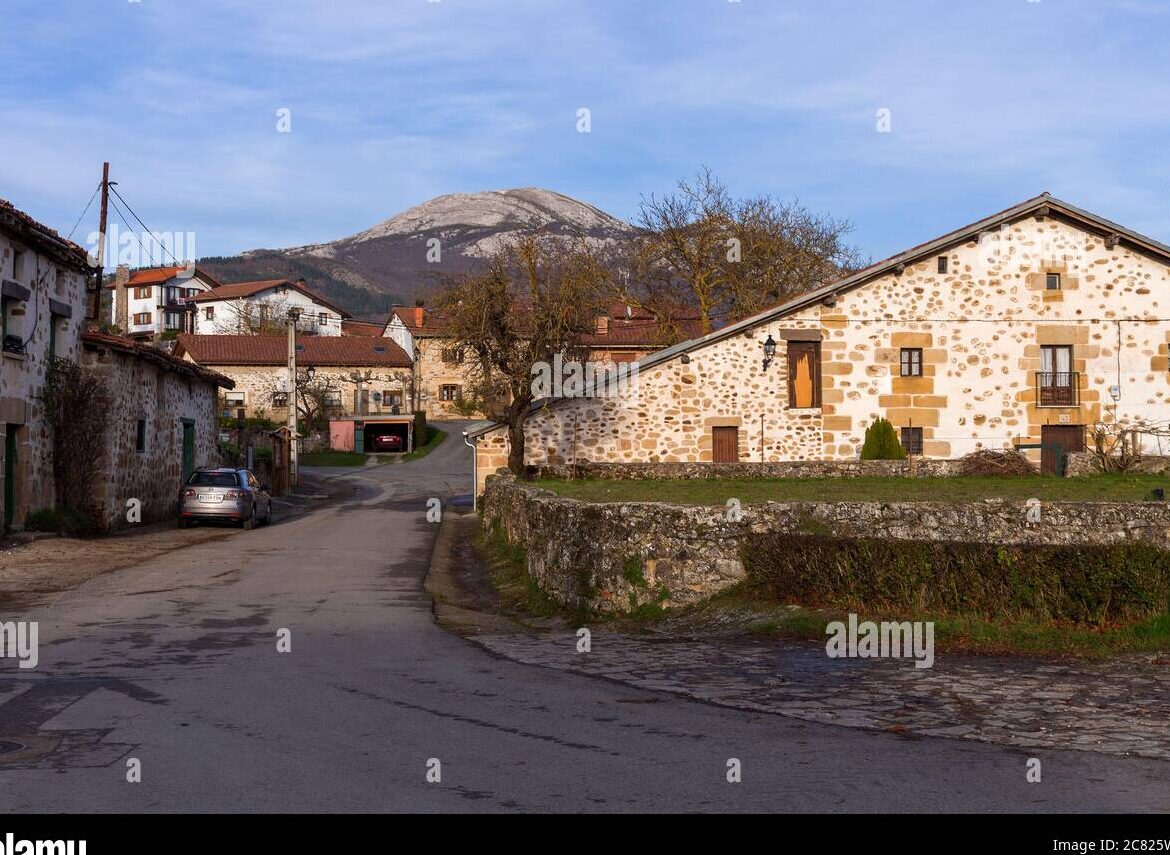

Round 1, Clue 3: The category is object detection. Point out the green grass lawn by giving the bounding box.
[534,472,1170,504]
[398,426,447,462]
[299,451,368,467]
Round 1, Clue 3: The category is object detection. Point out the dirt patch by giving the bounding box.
[0,474,341,611]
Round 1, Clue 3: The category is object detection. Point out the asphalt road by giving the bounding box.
[0,423,1166,813]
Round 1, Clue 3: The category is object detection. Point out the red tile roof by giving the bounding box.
[0,196,91,271]
[82,332,235,388]
[340,318,386,337]
[174,334,411,368]
[191,279,351,319]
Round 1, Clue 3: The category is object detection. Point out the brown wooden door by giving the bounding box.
[1040,424,1084,475]
[712,426,739,463]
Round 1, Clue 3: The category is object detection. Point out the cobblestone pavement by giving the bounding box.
[472,631,1170,761]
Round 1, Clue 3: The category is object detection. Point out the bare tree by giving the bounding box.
[216,295,296,335]
[1087,420,1170,472]
[434,235,606,476]
[625,167,865,333]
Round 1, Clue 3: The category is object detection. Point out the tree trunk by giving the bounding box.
[507,413,528,478]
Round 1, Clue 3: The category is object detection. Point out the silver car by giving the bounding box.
[179,468,273,529]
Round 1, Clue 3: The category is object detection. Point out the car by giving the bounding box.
[370,433,404,452]
[179,467,273,530]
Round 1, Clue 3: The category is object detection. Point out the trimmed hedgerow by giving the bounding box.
[743,532,1170,625]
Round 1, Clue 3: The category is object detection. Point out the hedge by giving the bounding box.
[743,532,1170,625]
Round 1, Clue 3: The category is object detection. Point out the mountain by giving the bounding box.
[198,188,635,320]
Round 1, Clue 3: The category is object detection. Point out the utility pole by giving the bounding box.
[287,307,302,486]
[91,161,110,321]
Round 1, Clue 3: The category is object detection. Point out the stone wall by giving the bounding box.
[84,346,223,531]
[536,458,964,481]
[482,471,1170,613]
[0,228,89,531]
[1066,451,1170,477]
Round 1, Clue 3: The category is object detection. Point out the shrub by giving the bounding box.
[859,418,906,460]
[24,506,98,537]
[743,532,1170,625]
[413,410,427,447]
[958,448,1036,477]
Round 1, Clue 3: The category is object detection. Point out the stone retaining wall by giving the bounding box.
[536,458,964,481]
[481,471,1170,614]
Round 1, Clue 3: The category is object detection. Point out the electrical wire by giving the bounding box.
[109,184,184,268]
[66,181,102,241]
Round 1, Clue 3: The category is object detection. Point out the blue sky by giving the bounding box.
[3,0,1169,262]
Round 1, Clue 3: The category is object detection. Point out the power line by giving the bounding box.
[107,194,160,268]
[108,184,184,268]
[66,181,102,241]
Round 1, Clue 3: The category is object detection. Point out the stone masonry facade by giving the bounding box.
[472,198,1170,494]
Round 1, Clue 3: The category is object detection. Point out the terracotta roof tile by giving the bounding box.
[82,331,235,388]
[174,334,411,368]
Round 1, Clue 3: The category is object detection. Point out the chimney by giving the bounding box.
[296,277,308,289]
[415,298,425,307]
[114,264,131,330]
[595,315,609,336]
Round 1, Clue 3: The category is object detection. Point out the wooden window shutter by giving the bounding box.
[787,342,821,408]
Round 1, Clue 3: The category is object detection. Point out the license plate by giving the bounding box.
[198,495,222,503]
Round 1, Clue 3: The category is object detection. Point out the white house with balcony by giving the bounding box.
[190,278,350,336]
[110,264,222,339]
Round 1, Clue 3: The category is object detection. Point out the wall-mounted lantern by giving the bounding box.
[762,335,777,371]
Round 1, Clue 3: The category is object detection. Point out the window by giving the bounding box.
[48,314,61,358]
[937,256,948,274]
[900,426,923,455]
[900,348,923,377]
[1,297,18,352]
[440,384,461,402]
[135,419,147,453]
[384,390,404,408]
[1039,345,1075,405]
[164,312,183,330]
[271,392,289,407]
[323,390,343,408]
[1046,272,1062,291]
[441,347,463,364]
[318,312,328,327]
[786,341,821,408]
[133,286,152,299]
[224,392,245,408]
[132,312,152,325]
[187,471,239,487]
[204,306,215,320]
[12,250,25,283]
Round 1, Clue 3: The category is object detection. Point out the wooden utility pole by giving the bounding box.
[91,161,110,321]
[287,308,302,486]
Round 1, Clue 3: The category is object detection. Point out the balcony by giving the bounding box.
[1036,371,1079,407]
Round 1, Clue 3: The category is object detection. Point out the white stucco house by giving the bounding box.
[190,278,351,336]
[109,264,222,339]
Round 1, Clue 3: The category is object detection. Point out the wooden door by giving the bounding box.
[1040,424,1084,476]
[712,426,739,463]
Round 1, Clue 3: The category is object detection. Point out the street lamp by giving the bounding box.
[762,335,777,371]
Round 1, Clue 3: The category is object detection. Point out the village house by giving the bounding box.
[467,194,1170,494]
[80,332,233,530]
[0,197,91,531]
[385,301,701,420]
[109,263,222,338]
[173,333,417,452]
[190,278,350,336]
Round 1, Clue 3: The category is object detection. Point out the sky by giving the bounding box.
[3,0,1169,264]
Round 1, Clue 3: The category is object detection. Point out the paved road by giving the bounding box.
[0,423,1166,812]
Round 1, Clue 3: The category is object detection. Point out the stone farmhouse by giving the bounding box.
[174,333,418,452]
[385,301,702,420]
[109,264,223,338]
[468,194,1170,494]
[1,197,92,530]
[190,278,351,337]
[80,332,233,530]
